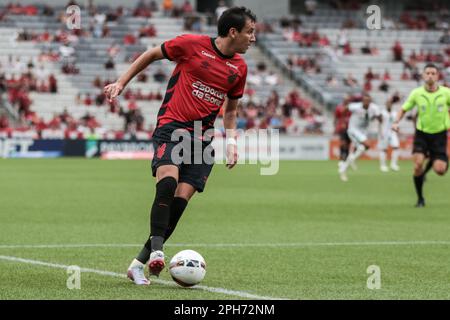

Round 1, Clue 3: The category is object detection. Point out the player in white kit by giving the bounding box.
[378,99,400,172]
[339,93,382,181]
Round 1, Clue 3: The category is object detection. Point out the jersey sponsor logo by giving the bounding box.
[226,61,238,70]
[201,50,216,60]
[192,81,225,106]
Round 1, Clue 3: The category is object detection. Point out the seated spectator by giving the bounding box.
[326,74,339,87]
[153,68,167,83]
[75,93,82,105]
[337,29,348,49]
[95,92,106,106]
[305,0,317,16]
[215,1,228,21]
[0,113,9,130]
[42,5,54,16]
[93,76,102,88]
[104,58,115,70]
[400,68,410,80]
[84,93,92,106]
[247,71,263,86]
[318,35,330,47]
[392,40,403,61]
[150,1,159,12]
[61,62,79,74]
[343,73,358,87]
[364,67,377,81]
[363,80,372,91]
[264,72,280,86]
[379,80,389,92]
[343,41,352,55]
[383,69,391,81]
[123,34,137,45]
[361,41,379,55]
[182,1,193,14]
[139,23,157,38]
[162,0,174,17]
[439,29,450,44]
[137,72,148,82]
[134,0,152,17]
[411,67,421,82]
[48,74,58,93]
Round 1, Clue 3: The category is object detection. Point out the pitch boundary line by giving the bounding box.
[0,255,287,300]
[1,241,450,249]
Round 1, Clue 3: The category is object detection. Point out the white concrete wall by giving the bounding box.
[0,0,197,8]
[232,0,289,19]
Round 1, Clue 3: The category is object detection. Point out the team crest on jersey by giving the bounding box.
[437,104,443,112]
[201,61,210,69]
[227,70,238,84]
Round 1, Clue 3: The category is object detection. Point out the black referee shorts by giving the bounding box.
[151,139,215,193]
[413,130,448,163]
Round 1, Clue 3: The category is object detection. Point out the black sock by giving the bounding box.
[413,175,424,200]
[340,146,349,161]
[136,238,152,264]
[164,197,188,243]
[150,176,178,252]
[423,159,433,176]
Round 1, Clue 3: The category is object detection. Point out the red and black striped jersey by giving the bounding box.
[154,34,247,141]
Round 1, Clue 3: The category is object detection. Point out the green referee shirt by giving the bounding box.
[402,85,450,134]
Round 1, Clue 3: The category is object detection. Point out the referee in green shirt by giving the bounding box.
[392,63,450,207]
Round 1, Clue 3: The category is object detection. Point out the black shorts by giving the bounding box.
[413,130,448,163]
[151,138,215,193]
[338,131,351,144]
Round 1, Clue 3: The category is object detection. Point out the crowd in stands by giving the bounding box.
[238,87,324,134]
[0,1,325,138]
[0,55,58,121]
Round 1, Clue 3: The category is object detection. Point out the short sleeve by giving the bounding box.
[348,103,359,112]
[402,90,417,111]
[227,65,247,100]
[161,34,194,62]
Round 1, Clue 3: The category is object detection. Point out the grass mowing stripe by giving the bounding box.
[1,241,450,249]
[0,255,287,300]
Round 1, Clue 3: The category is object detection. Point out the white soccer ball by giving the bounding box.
[169,250,206,287]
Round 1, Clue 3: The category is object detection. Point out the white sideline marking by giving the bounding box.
[0,255,286,300]
[1,241,450,249]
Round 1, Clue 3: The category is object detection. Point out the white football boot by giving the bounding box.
[149,250,165,277]
[127,259,150,285]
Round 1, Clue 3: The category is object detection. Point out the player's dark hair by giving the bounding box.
[424,63,439,71]
[217,6,257,37]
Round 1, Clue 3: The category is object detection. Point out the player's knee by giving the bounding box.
[413,163,423,175]
[434,166,447,176]
[175,184,196,201]
[155,176,178,204]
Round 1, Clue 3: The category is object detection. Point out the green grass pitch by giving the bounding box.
[0,159,449,299]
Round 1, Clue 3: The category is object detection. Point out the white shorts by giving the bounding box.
[378,132,400,150]
[347,129,368,147]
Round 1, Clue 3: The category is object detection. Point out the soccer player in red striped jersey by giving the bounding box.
[104,7,256,285]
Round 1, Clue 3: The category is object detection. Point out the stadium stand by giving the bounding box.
[0,0,449,139]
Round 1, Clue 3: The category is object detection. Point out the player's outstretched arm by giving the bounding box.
[223,97,239,169]
[104,46,165,102]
